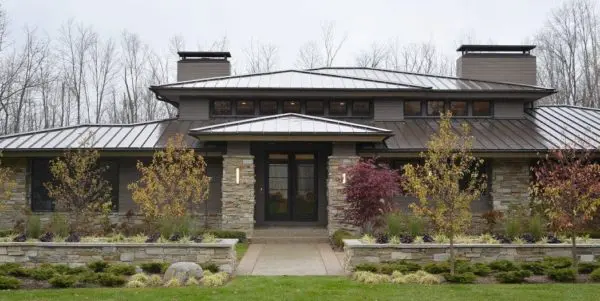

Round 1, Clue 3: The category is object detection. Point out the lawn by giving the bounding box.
[2,276,598,301]
[236,242,249,261]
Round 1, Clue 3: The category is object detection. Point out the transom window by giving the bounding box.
[283,100,301,113]
[473,101,492,116]
[427,101,445,116]
[260,100,278,115]
[404,100,422,116]
[236,100,255,115]
[329,101,348,116]
[352,100,371,116]
[212,100,371,117]
[306,101,324,115]
[450,101,468,116]
[403,100,493,117]
[212,100,232,115]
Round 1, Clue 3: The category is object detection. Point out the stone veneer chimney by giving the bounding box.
[456,45,537,85]
[177,51,231,81]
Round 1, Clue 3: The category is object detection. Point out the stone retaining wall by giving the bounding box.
[343,239,600,271]
[0,239,238,273]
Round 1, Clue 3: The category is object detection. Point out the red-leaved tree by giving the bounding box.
[344,158,402,233]
[532,148,600,269]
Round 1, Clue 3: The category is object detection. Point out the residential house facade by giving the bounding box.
[1,45,594,237]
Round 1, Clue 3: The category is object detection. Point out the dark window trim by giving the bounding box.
[426,100,445,117]
[329,100,349,116]
[449,100,469,117]
[210,100,233,116]
[282,100,303,114]
[351,100,372,117]
[259,100,279,115]
[305,100,325,116]
[402,100,495,118]
[234,100,256,116]
[472,100,493,117]
[403,100,423,117]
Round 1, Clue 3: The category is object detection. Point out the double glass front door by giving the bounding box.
[266,153,317,221]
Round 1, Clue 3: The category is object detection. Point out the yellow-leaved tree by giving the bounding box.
[128,134,210,231]
[0,153,16,210]
[403,112,487,275]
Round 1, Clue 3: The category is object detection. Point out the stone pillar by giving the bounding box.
[490,159,530,211]
[327,156,360,236]
[220,155,255,237]
[0,158,27,229]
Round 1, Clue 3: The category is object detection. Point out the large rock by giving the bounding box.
[164,262,204,283]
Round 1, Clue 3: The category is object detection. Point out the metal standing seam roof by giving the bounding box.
[188,113,393,136]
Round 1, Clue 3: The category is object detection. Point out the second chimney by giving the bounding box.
[456,45,537,85]
[177,51,231,81]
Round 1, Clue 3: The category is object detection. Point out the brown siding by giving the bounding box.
[374,99,403,121]
[457,54,536,85]
[177,60,231,82]
[178,98,209,120]
[117,158,141,213]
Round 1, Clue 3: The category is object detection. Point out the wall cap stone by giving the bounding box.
[0,239,238,248]
[343,239,600,249]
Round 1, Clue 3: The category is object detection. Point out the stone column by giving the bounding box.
[327,156,360,236]
[220,155,255,237]
[490,159,530,211]
[0,159,27,229]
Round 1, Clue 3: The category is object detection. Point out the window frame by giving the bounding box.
[282,100,302,114]
[472,100,493,117]
[210,100,233,116]
[329,100,349,116]
[449,101,468,117]
[426,100,445,117]
[235,100,255,116]
[403,100,423,117]
[351,100,372,117]
[305,100,325,116]
[259,100,278,115]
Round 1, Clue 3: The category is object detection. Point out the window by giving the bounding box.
[450,101,468,116]
[404,100,422,116]
[306,101,324,115]
[329,101,348,116]
[212,100,232,115]
[236,100,254,115]
[352,100,371,116]
[427,101,445,116]
[473,101,492,116]
[260,100,278,115]
[31,159,119,212]
[283,100,301,113]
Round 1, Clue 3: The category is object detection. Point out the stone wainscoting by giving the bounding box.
[343,239,600,271]
[0,239,238,273]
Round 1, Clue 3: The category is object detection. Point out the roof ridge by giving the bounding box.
[0,118,176,140]
[311,66,554,90]
[299,70,430,89]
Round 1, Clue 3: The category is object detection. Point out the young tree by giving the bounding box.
[531,148,600,269]
[403,112,487,275]
[0,153,15,209]
[128,134,210,228]
[44,148,113,235]
[344,158,402,233]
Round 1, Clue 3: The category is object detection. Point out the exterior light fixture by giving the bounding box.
[342,173,347,184]
[236,167,240,184]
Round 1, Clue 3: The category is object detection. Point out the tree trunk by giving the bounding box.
[449,233,455,275]
[571,230,578,271]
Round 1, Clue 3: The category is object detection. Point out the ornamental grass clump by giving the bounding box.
[126,279,147,288]
[351,271,391,284]
[201,272,229,287]
[164,278,182,288]
[146,274,163,287]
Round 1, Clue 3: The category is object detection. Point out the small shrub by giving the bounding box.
[126,279,146,288]
[481,210,504,233]
[472,263,492,276]
[405,215,426,237]
[543,257,572,269]
[97,273,127,287]
[385,212,404,237]
[29,267,56,280]
[197,230,247,242]
[200,263,219,273]
[590,268,600,282]
[87,260,110,273]
[147,274,163,287]
[202,233,217,243]
[351,271,390,284]
[52,265,87,275]
[130,273,150,283]
[423,263,450,274]
[107,264,136,276]
[6,266,30,278]
[140,262,169,274]
[504,218,522,240]
[578,262,600,274]
[527,214,545,242]
[547,268,576,282]
[443,272,477,284]
[359,234,376,244]
[78,271,100,284]
[49,274,77,288]
[159,215,192,238]
[389,236,400,244]
[164,278,182,288]
[185,277,200,286]
[375,232,389,244]
[0,263,21,276]
[383,260,421,273]
[0,276,21,290]
[521,262,546,275]
[49,214,69,237]
[332,230,354,248]
[354,263,379,273]
[495,270,532,283]
[488,260,519,272]
[25,215,42,239]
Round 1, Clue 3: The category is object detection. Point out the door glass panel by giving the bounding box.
[294,160,316,221]
[268,158,289,220]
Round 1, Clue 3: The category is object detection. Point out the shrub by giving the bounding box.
[140,262,169,274]
[97,273,126,287]
[25,215,42,239]
[489,260,519,272]
[405,215,426,238]
[543,257,572,269]
[199,230,247,242]
[504,218,522,239]
[147,274,163,287]
[481,210,504,233]
[0,263,19,276]
[392,270,442,284]
[384,261,421,273]
[78,271,100,284]
[360,234,376,244]
[49,274,77,288]
[354,263,379,273]
[164,278,182,288]
[443,272,477,284]
[159,215,192,238]
[6,266,30,278]
[527,214,545,242]
[521,262,546,275]
[332,230,354,248]
[495,270,532,283]
[590,268,600,282]
[0,276,21,290]
[87,260,109,273]
[106,264,136,276]
[49,214,69,237]
[472,263,492,276]
[185,277,200,286]
[200,263,219,273]
[52,265,87,275]
[578,262,600,274]
[201,233,217,243]
[126,279,146,288]
[385,212,403,237]
[423,263,450,274]
[547,268,576,282]
[351,271,390,284]
[29,267,56,280]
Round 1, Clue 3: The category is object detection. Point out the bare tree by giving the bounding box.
[321,22,346,67]
[355,42,388,68]
[244,39,278,73]
[295,21,347,69]
[296,41,323,69]
[121,30,147,123]
[89,37,117,122]
[385,40,453,76]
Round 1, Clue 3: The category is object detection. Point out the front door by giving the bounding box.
[266,153,317,221]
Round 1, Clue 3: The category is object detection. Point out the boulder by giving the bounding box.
[164,262,203,283]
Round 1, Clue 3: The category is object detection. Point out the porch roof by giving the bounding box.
[188,113,393,142]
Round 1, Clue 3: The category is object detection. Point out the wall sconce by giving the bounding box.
[235,167,240,184]
[342,173,347,184]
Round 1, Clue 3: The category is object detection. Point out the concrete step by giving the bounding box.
[251,227,329,244]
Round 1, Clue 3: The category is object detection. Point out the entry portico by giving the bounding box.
[189,113,392,237]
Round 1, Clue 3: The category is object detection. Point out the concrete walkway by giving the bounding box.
[236,243,345,276]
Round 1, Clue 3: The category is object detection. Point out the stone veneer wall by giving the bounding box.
[343,239,600,271]
[220,155,255,237]
[490,159,531,211]
[0,159,27,229]
[0,239,238,273]
[327,156,360,236]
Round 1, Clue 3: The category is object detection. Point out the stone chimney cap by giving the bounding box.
[457,45,536,54]
[177,51,231,60]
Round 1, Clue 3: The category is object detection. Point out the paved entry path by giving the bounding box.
[236,243,345,276]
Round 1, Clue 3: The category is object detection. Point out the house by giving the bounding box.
[1,44,596,237]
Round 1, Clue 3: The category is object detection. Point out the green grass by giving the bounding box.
[236,242,249,261]
[2,276,599,301]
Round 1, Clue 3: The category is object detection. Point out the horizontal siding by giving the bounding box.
[178,98,209,120]
[332,142,356,156]
[374,99,403,121]
[494,101,525,119]
[457,55,537,85]
[177,61,231,81]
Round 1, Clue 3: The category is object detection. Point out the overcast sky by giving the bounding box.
[5,0,568,73]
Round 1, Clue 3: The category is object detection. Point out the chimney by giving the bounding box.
[177,51,231,81]
[456,45,537,85]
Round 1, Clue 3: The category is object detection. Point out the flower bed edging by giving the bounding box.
[343,239,600,272]
[0,239,238,273]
